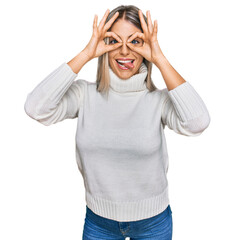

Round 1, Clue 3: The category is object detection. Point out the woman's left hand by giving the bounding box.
[126,10,164,65]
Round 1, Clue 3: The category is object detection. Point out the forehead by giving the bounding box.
[110,19,142,37]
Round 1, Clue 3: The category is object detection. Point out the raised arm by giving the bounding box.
[24,9,124,126]
[160,82,210,136]
[126,10,210,135]
[24,54,88,126]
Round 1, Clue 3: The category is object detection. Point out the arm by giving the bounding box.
[24,52,89,126]
[67,51,91,74]
[161,80,211,136]
[24,9,123,126]
[154,55,210,136]
[127,10,210,135]
[153,55,186,91]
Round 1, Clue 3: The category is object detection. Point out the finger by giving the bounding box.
[104,31,122,43]
[105,42,123,52]
[98,9,110,31]
[126,42,143,55]
[147,10,153,33]
[93,14,98,30]
[138,10,148,34]
[153,20,158,34]
[103,12,119,32]
[127,32,145,43]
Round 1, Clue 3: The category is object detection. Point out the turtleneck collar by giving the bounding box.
[108,62,148,93]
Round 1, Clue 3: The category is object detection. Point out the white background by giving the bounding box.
[1,0,234,239]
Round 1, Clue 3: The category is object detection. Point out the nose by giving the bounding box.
[119,41,130,55]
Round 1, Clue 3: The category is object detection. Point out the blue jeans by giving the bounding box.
[82,205,173,240]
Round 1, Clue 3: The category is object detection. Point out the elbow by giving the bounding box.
[200,111,211,132]
[180,111,211,136]
[37,119,52,126]
[24,100,40,120]
[24,99,52,126]
[195,111,211,133]
[24,97,37,119]
[25,108,52,127]
[24,93,42,119]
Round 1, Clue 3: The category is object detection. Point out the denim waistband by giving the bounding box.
[85,204,172,224]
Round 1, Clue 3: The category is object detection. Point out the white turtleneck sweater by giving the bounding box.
[24,62,210,222]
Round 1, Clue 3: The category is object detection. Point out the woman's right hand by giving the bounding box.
[81,9,123,61]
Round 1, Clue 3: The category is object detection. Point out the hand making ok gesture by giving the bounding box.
[126,10,164,65]
[82,9,123,61]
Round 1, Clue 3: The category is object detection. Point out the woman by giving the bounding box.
[24,5,210,240]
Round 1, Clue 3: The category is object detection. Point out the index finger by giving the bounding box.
[105,31,123,43]
[98,9,110,31]
[138,10,148,34]
[103,12,120,32]
[147,10,153,33]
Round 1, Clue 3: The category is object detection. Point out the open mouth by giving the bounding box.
[116,59,135,69]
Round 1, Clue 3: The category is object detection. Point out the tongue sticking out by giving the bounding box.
[123,61,134,69]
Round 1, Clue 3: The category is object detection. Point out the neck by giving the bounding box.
[108,62,148,93]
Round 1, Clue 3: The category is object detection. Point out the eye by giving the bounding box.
[131,39,139,44]
[110,39,118,44]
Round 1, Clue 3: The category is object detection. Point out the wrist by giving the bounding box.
[153,54,168,68]
[67,51,91,74]
[80,50,92,63]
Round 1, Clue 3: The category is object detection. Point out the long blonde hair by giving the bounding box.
[96,5,158,97]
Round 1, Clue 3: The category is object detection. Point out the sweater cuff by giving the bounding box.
[168,81,208,122]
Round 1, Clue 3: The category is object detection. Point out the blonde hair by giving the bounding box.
[96,5,158,97]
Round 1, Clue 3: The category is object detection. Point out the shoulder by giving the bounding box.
[70,80,98,102]
[147,86,169,102]
[160,87,169,100]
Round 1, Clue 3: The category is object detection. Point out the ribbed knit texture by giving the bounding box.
[24,62,210,221]
[109,62,147,93]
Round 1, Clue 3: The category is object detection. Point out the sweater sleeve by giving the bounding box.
[161,81,211,136]
[24,62,86,126]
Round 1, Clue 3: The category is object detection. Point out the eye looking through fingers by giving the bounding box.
[109,37,143,46]
[109,39,118,44]
[131,38,143,46]
[109,37,121,44]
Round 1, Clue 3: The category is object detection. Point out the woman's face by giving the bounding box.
[108,18,144,80]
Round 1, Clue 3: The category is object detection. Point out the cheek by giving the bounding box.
[136,53,143,61]
[108,52,117,67]
[135,54,144,64]
[108,52,114,61]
